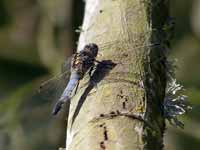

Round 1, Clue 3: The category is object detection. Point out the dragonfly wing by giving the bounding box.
[61,56,72,73]
[38,70,71,102]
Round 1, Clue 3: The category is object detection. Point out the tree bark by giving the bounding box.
[66,0,168,149]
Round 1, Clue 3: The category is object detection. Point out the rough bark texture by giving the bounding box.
[66,0,168,149]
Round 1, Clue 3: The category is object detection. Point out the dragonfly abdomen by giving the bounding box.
[52,72,81,115]
[60,72,81,101]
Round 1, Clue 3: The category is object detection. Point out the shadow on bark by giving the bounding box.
[71,60,116,125]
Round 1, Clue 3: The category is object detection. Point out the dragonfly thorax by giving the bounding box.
[71,43,98,78]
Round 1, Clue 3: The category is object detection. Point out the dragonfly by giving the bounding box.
[39,43,99,115]
[39,31,165,116]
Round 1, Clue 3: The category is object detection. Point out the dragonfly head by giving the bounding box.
[83,43,98,57]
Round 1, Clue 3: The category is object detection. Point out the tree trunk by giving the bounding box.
[66,0,168,149]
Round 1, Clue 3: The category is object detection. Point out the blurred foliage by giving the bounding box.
[164,0,200,149]
[0,0,81,149]
[0,0,199,149]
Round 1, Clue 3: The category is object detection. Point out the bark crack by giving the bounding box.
[91,110,157,132]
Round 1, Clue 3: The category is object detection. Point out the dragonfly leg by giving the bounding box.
[88,66,98,88]
[89,66,94,77]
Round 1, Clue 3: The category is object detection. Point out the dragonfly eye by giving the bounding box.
[83,43,98,57]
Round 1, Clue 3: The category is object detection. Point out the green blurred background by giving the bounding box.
[0,0,199,150]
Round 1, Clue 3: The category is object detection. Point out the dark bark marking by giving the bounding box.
[125,97,128,102]
[116,110,120,115]
[123,101,126,109]
[120,90,123,94]
[117,94,123,98]
[99,124,108,149]
[117,89,130,109]
[100,114,105,117]
[103,126,108,140]
[100,141,106,149]
[110,111,116,115]
[122,53,128,57]
[99,123,106,127]
[94,111,156,131]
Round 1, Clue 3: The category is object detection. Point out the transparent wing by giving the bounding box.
[61,56,72,73]
[38,57,72,101]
